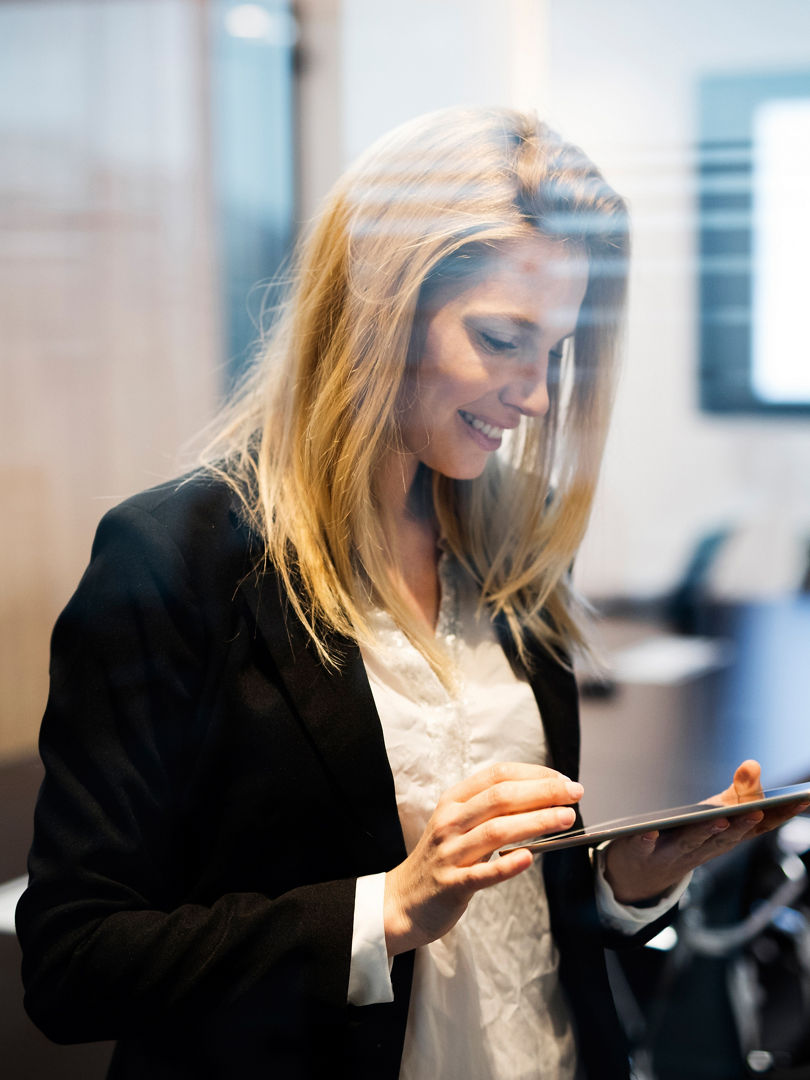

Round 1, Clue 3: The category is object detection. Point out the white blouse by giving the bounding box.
[352,554,684,1079]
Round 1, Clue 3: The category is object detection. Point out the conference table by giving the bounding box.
[578,595,810,824]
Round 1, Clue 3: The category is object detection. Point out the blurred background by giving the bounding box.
[2,1,810,1077]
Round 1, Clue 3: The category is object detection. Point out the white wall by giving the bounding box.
[300,0,552,192]
[317,0,810,599]
[341,0,545,165]
[543,0,810,598]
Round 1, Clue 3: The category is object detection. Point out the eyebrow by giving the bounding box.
[470,312,539,330]
[471,309,577,328]
[469,313,577,344]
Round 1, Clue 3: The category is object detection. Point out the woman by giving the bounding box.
[17,107,807,1079]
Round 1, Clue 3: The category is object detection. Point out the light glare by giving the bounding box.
[224,4,297,46]
[752,98,810,403]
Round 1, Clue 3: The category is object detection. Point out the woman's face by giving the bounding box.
[400,234,589,483]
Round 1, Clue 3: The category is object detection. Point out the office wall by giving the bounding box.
[0,1,220,761]
[329,0,810,600]
[294,0,550,208]
[6,0,809,761]
[543,0,810,598]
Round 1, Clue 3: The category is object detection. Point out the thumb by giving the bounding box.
[731,759,763,801]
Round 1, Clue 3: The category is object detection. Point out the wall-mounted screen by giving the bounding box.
[699,70,810,415]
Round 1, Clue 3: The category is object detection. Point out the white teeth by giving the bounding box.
[460,410,504,439]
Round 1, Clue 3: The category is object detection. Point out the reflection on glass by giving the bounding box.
[210,0,296,390]
[698,69,810,414]
[753,97,810,404]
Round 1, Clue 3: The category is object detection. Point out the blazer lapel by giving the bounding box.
[240,565,407,865]
[495,617,581,782]
[527,646,581,783]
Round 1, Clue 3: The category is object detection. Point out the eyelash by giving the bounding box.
[479,331,518,352]
[478,331,567,361]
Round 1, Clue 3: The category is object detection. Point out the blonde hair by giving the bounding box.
[200,107,629,679]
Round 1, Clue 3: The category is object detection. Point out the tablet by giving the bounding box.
[499,782,810,855]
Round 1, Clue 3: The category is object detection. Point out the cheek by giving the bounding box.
[416,318,489,410]
[420,344,486,404]
[418,370,476,421]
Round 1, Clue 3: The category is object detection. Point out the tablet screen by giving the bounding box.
[499,782,810,855]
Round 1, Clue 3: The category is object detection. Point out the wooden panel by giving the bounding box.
[0,1,221,761]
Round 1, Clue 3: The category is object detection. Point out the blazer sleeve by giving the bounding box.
[15,502,357,1047]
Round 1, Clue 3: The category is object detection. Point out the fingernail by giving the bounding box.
[566,781,584,800]
[711,820,729,833]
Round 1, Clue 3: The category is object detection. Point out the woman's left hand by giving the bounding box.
[603,759,810,905]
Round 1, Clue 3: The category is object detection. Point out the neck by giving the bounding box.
[377,453,429,530]
[376,456,441,628]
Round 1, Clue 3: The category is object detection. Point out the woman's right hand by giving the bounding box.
[383,762,583,956]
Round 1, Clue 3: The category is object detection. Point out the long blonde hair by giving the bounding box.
[200,107,629,678]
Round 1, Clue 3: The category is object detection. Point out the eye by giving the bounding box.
[478,330,518,353]
[549,348,564,362]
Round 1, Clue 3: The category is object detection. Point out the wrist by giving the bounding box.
[383,870,419,957]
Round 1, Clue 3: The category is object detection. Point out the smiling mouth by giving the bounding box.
[458,410,505,440]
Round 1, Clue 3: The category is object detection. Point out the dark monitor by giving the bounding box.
[699,70,810,415]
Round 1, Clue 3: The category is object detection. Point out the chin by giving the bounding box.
[430,457,489,482]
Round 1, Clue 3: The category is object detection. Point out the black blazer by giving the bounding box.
[17,474,668,1079]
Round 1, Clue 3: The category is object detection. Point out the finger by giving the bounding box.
[615,831,659,857]
[708,810,764,847]
[456,804,577,864]
[451,775,584,834]
[666,802,806,873]
[709,759,765,808]
[732,759,763,800]
[653,816,733,856]
[655,812,762,869]
[749,798,810,836]
[458,847,534,891]
[445,762,566,804]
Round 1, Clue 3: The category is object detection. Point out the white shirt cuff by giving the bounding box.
[593,844,692,933]
[347,872,395,1005]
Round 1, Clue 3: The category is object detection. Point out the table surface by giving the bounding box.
[578,596,810,824]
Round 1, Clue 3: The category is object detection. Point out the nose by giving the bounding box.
[498,362,550,419]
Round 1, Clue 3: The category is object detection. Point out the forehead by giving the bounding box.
[429,235,589,332]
